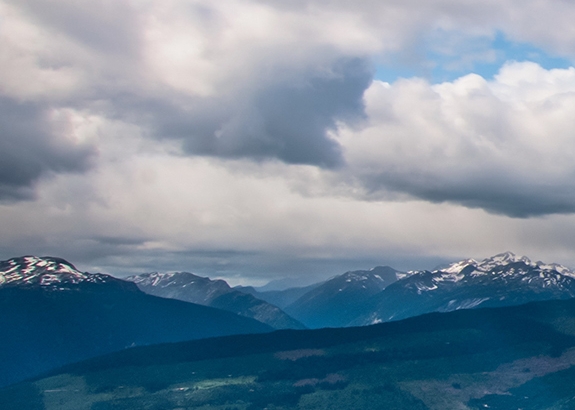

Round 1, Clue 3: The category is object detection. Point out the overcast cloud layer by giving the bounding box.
[2,0,575,284]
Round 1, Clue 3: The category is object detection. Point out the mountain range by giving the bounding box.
[234,252,575,329]
[3,251,575,392]
[126,272,305,329]
[113,251,575,331]
[352,251,575,326]
[0,256,272,388]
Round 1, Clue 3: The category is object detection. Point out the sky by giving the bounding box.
[2,0,575,287]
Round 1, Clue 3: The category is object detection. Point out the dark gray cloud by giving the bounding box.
[5,2,374,169]
[240,58,371,167]
[0,98,95,200]
[363,171,575,218]
[92,236,151,247]
[113,58,372,168]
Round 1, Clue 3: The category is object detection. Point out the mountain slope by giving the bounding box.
[284,266,400,328]
[127,272,305,329]
[353,251,575,325]
[235,281,324,309]
[0,256,272,388]
[6,298,575,409]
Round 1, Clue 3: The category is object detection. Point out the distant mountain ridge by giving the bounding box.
[127,271,231,304]
[352,251,575,326]
[126,271,306,329]
[9,252,575,331]
[252,252,575,329]
[283,266,400,328]
[0,256,272,388]
[433,251,575,279]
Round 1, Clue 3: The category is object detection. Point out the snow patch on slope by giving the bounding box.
[0,256,111,287]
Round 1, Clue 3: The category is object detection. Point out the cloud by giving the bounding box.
[1,0,378,170]
[0,99,95,200]
[4,0,575,280]
[0,151,506,279]
[4,0,575,176]
[145,57,372,167]
[127,4,377,167]
[11,0,140,56]
[337,62,575,217]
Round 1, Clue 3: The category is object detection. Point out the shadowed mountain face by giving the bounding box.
[282,266,400,328]
[0,256,272,388]
[127,272,306,329]
[234,282,324,310]
[6,298,575,409]
[126,272,231,304]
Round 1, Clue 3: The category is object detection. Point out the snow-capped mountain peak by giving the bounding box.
[128,271,181,287]
[126,271,233,305]
[442,258,478,274]
[533,261,574,277]
[388,252,575,299]
[353,252,575,327]
[333,267,400,289]
[476,251,532,271]
[127,271,230,291]
[0,256,113,288]
[435,252,575,278]
[342,271,376,282]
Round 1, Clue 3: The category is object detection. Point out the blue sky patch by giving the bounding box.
[375,31,573,84]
